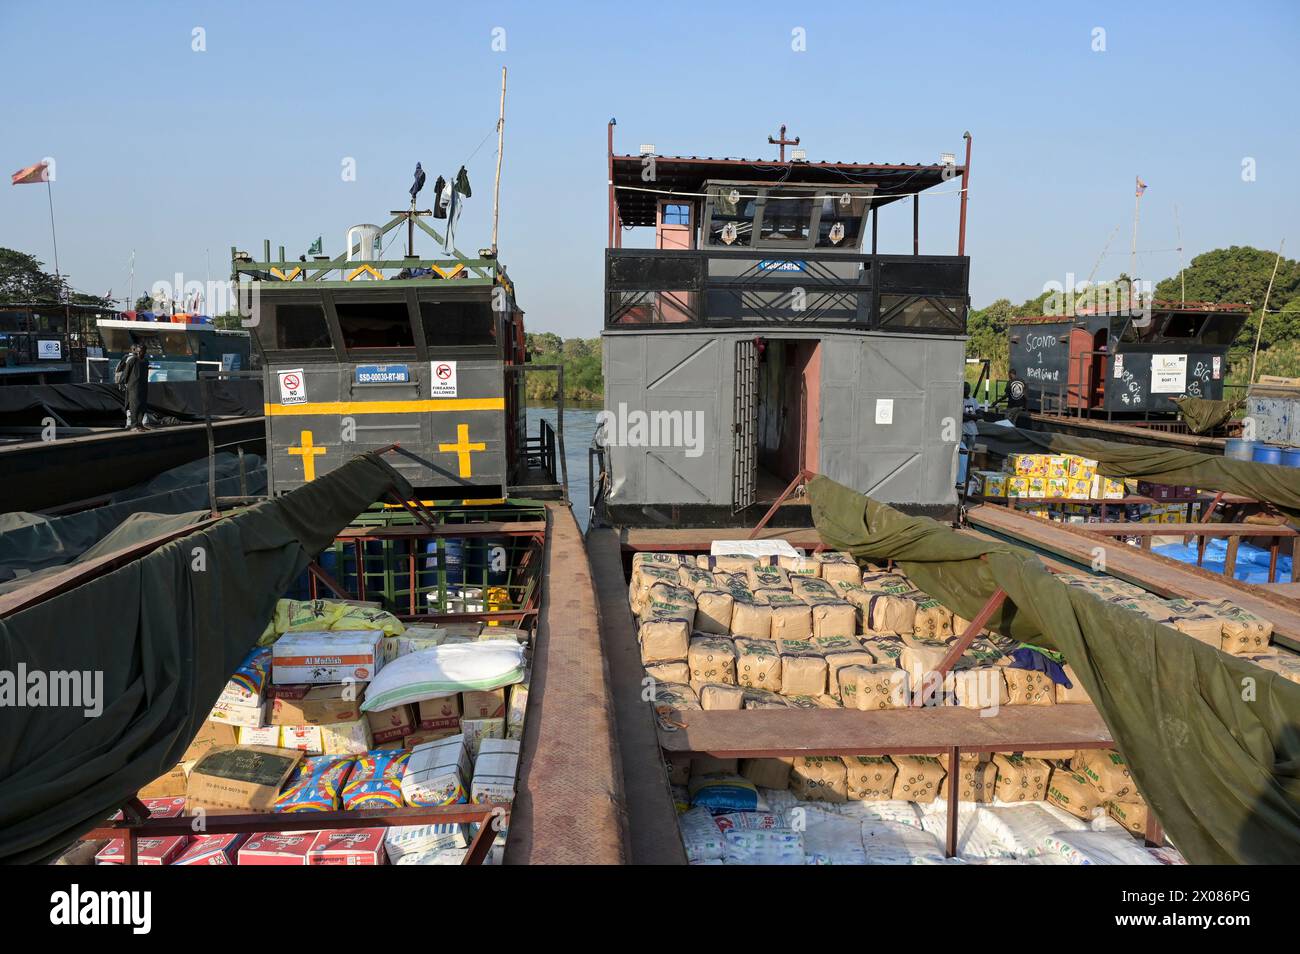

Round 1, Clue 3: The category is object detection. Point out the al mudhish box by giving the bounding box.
[271,631,383,685]
[269,683,365,725]
[172,833,248,866]
[186,745,303,814]
[238,831,317,865]
[307,828,386,865]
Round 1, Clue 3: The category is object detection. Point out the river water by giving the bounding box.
[526,405,601,530]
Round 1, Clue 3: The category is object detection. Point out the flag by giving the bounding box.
[307,236,322,256]
[11,161,49,185]
[1135,176,1147,197]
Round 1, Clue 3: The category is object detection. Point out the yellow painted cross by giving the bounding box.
[288,429,326,481]
[439,423,486,478]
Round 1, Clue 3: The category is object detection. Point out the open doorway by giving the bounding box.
[738,338,821,505]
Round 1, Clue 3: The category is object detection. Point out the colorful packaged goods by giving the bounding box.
[401,735,473,806]
[384,824,469,864]
[279,724,324,753]
[341,748,410,809]
[461,716,506,757]
[95,836,190,866]
[271,631,384,685]
[208,699,268,728]
[238,832,317,865]
[273,754,355,812]
[970,470,1008,498]
[307,828,386,865]
[218,647,271,706]
[319,718,374,755]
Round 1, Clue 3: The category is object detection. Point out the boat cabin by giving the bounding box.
[599,125,973,524]
[1008,301,1249,417]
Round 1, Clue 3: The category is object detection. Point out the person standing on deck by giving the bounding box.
[116,342,151,430]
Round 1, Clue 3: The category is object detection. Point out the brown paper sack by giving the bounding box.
[910,597,954,641]
[729,596,773,639]
[860,571,911,592]
[698,683,746,710]
[651,683,700,722]
[748,565,791,590]
[952,667,1009,710]
[899,636,953,692]
[634,565,681,605]
[891,756,946,804]
[766,593,814,640]
[843,756,898,801]
[860,635,906,666]
[809,599,858,638]
[644,660,690,684]
[1107,798,1149,836]
[678,565,716,594]
[778,554,821,577]
[742,687,789,709]
[742,757,793,790]
[792,577,837,601]
[644,581,696,614]
[1170,614,1225,649]
[734,638,782,692]
[992,753,1050,802]
[1217,606,1273,655]
[938,759,998,802]
[791,756,848,803]
[1003,667,1056,706]
[778,641,828,697]
[688,635,738,687]
[1249,653,1300,685]
[817,553,861,586]
[639,616,691,665]
[866,593,916,634]
[703,553,765,573]
[1071,749,1140,803]
[1046,769,1103,820]
[840,664,908,710]
[1055,664,1092,704]
[690,588,734,636]
[827,651,887,699]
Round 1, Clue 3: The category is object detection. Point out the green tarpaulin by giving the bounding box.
[1173,396,1240,435]
[809,474,1300,865]
[976,422,1300,521]
[0,453,408,864]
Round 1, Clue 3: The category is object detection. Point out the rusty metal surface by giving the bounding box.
[657,705,1113,758]
[619,525,825,552]
[968,503,1300,652]
[588,527,687,865]
[504,504,627,864]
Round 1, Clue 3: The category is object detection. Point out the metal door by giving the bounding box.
[732,339,758,512]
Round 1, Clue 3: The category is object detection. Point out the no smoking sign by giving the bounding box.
[430,360,458,397]
[278,368,307,405]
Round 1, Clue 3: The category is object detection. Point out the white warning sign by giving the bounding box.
[875,398,894,425]
[1151,354,1187,394]
[278,368,307,405]
[430,360,458,397]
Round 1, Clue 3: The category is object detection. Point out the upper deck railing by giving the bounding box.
[604,247,969,333]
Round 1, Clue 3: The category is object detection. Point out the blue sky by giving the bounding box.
[2,1,1296,334]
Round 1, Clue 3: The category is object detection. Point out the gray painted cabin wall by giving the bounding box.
[601,328,963,509]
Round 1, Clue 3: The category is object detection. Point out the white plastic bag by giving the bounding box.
[361,642,526,711]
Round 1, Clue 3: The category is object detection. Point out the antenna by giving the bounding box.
[491,66,507,256]
[1173,203,1185,304]
[1086,224,1121,287]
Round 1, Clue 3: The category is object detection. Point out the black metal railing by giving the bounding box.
[604,248,969,333]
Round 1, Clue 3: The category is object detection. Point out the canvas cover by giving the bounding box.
[0,453,407,863]
[808,474,1300,865]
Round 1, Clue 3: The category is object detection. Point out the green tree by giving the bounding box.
[0,247,64,303]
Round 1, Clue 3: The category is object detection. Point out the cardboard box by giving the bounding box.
[186,745,303,813]
[271,631,383,685]
[366,704,415,744]
[138,764,188,798]
[506,670,530,741]
[461,717,505,758]
[417,695,462,729]
[238,831,317,865]
[404,727,461,748]
[269,683,365,726]
[307,828,386,865]
[319,718,373,755]
[95,835,190,866]
[238,725,280,747]
[172,833,248,866]
[401,735,472,806]
[183,722,238,762]
[217,647,271,707]
[471,739,520,804]
[208,700,268,728]
[279,725,323,754]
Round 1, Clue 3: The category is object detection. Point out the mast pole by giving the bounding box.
[491,66,507,256]
[1249,239,1285,386]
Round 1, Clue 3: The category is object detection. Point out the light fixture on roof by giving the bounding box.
[941,152,956,169]
[639,143,656,156]
[790,148,807,161]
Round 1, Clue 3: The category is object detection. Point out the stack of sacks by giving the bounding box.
[639,582,696,671]
[938,753,997,802]
[992,754,1052,802]
[1071,749,1147,833]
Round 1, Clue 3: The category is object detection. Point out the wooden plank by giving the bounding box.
[587,526,686,865]
[657,705,1113,758]
[620,525,824,552]
[968,504,1300,652]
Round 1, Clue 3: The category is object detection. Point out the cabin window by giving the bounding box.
[1160,312,1204,339]
[878,295,965,332]
[815,194,869,248]
[336,302,416,349]
[758,192,813,244]
[419,300,498,347]
[705,188,756,247]
[274,304,333,350]
[662,203,690,226]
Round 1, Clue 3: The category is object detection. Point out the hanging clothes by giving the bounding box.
[431,176,447,218]
[441,166,471,254]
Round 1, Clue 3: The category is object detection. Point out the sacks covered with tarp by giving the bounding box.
[0,453,407,864]
[808,473,1300,865]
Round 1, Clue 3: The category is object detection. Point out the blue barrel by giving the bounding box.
[1224,439,1255,462]
[1281,447,1300,468]
[956,446,970,488]
[1253,444,1283,465]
